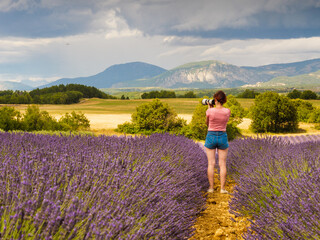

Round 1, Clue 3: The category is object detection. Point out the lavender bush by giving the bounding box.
[228,135,320,239]
[0,132,208,239]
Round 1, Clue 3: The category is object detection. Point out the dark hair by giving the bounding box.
[213,90,227,104]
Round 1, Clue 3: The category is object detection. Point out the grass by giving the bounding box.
[6,98,201,115]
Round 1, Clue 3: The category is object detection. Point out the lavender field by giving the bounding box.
[1,132,320,239]
[0,132,208,239]
[228,135,320,239]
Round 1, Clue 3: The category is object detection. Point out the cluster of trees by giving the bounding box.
[140,90,197,99]
[250,91,320,132]
[116,97,244,141]
[237,89,260,98]
[141,90,176,99]
[0,84,116,104]
[0,105,90,132]
[287,89,319,99]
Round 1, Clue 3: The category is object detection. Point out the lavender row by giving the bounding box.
[227,136,320,239]
[0,132,208,239]
[278,134,320,144]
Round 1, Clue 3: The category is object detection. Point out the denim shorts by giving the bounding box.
[204,131,229,150]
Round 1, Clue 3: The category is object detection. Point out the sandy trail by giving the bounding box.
[190,177,250,240]
[52,114,193,130]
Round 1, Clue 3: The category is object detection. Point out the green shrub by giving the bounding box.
[116,99,186,135]
[188,102,208,140]
[22,105,59,131]
[250,92,298,133]
[59,111,90,131]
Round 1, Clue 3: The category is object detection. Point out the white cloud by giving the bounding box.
[200,37,320,66]
[103,9,143,39]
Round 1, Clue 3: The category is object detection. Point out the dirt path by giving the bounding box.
[52,114,193,130]
[190,177,250,240]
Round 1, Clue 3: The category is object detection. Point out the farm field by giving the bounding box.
[3,98,320,135]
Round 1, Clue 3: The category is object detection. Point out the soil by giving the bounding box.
[190,177,250,240]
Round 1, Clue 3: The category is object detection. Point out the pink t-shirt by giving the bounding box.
[206,107,231,131]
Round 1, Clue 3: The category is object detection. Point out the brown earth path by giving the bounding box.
[190,177,250,240]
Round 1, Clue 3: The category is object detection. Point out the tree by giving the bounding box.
[116,99,186,134]
[287,89,301,99]
[250,92,298,133]
[301,90,318,100]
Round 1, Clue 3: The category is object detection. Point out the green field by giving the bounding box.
[6,98,320,116]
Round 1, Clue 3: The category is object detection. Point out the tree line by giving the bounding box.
[236,89,319,99]
[141,90,197,99]
[0,84,116,104]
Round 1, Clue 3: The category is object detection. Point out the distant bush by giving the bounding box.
[141,90,176,99]
[116,99,186,135]
[237,89,260,98]
[178,91,197,98]
[250,92,298,133]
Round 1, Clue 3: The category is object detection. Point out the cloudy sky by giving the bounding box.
[1,0,320,84]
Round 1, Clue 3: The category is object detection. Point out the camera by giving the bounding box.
[201,99,215,105]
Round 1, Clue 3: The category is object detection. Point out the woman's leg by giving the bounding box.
[205,147,216,190]
[218,148,228,190]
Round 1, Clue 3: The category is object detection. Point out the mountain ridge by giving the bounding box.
[1,58,320,91]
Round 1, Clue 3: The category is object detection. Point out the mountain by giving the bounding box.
[249,70,320,88]
[242,58,320,77]
[113,59,320,89]
[25,58,320,90]
[0,81,33,91]
[40,62,167,89]
[114,60,274,88]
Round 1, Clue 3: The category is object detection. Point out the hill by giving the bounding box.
[0,81,33,91]
[40,62,167,89]
[249,70,320,89]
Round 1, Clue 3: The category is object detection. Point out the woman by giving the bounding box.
[204,90,230,194]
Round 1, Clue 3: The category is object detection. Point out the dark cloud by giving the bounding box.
[1,0,320,39]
